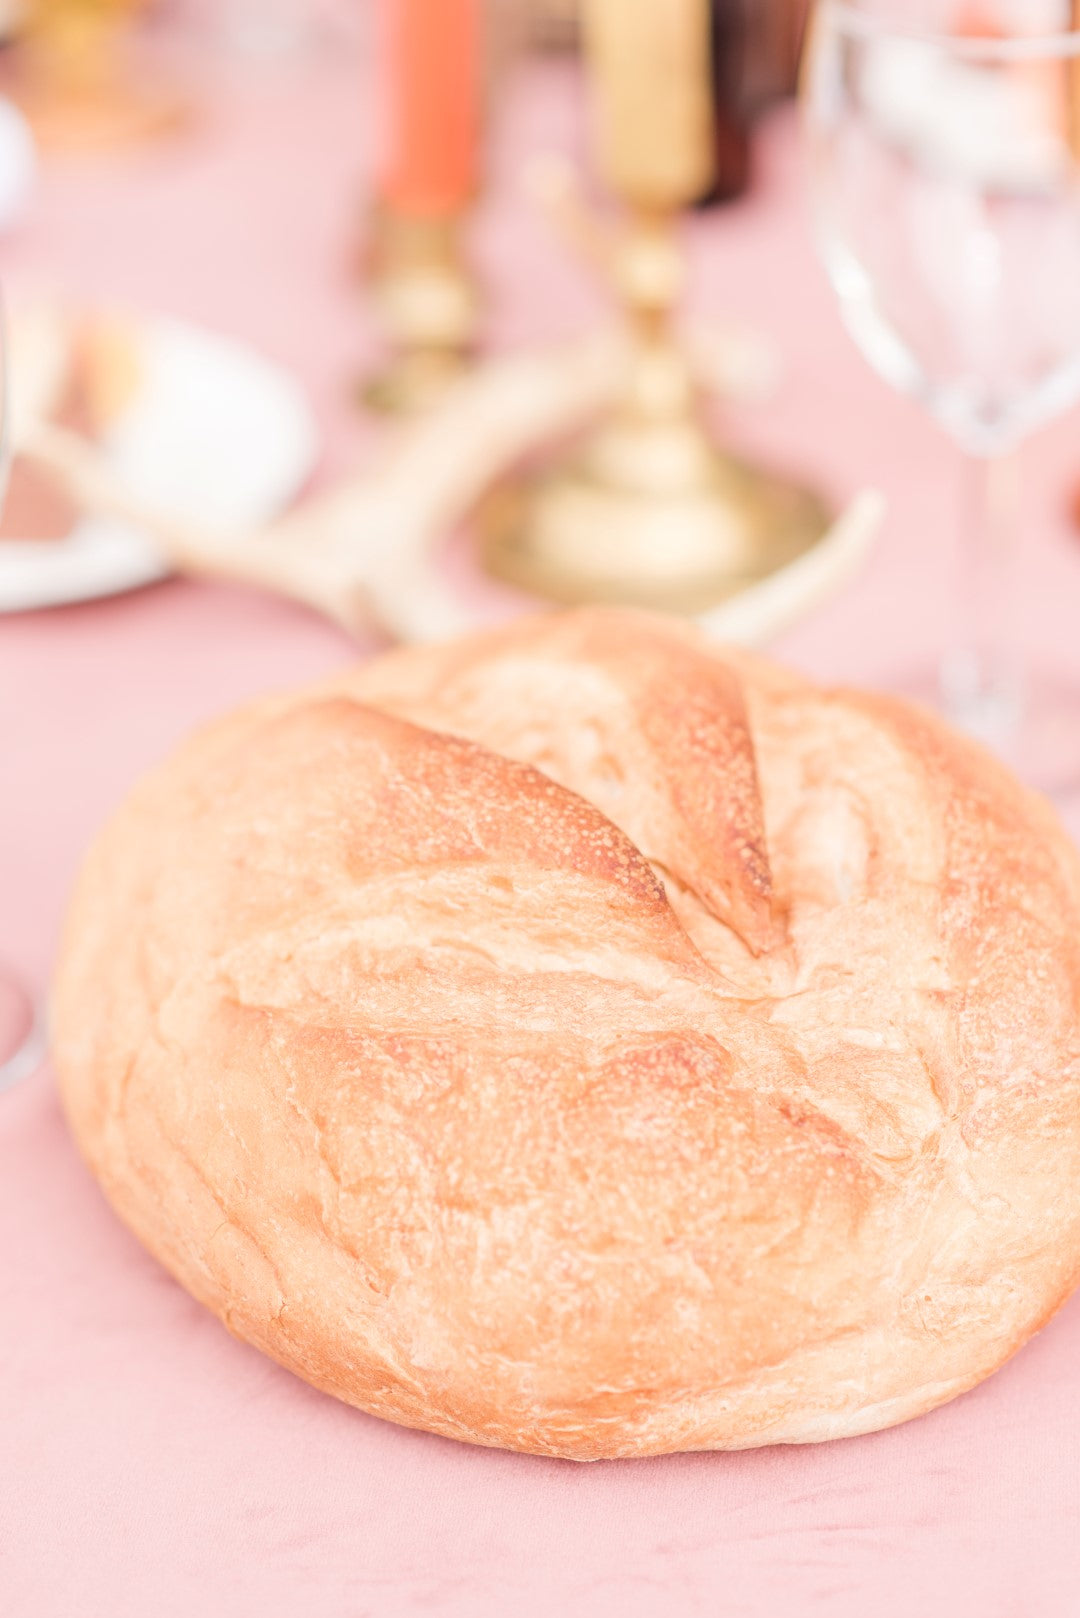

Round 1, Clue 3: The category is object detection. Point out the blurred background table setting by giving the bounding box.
[5,1,1080,1612]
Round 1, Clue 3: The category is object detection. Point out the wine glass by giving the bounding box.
[0,295,42,1092]
[802,0,1080,791]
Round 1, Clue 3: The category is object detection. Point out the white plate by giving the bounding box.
[0,315,320,612]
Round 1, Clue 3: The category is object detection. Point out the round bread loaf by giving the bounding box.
[53,609,1080,1458]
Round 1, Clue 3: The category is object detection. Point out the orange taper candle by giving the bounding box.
[381,0,481,215]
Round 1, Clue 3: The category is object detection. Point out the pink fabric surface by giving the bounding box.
[4,38,1080,1618]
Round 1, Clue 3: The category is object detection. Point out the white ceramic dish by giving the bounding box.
[0,314,319,612]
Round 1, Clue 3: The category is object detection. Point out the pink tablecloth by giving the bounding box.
[4,40,1080,1618]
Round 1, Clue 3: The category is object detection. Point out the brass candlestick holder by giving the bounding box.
[361,204,480,417]
[482,0,828,612]
[10,0,186,153]
[481,202,829,613]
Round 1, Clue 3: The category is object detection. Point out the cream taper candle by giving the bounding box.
[583,0,716,208]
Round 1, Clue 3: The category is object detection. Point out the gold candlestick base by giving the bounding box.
[363,343,474,417]
[9,4,188,154]
[12,78,186,152]
[481,436,829,614]
[361,207,478,418]
[479,205,829,614]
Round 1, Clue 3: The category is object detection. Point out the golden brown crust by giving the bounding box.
[52,608,1080,1458]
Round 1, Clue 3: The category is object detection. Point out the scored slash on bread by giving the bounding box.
[351,610,777,954]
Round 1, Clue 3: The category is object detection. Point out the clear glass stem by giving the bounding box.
[939,448,1024,749]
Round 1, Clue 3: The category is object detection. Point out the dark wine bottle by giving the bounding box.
[695,0,750,206]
